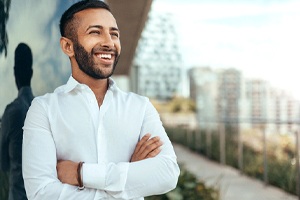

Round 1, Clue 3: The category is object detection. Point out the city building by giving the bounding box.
[217,68,242,122]
[245,79,271,128]
[189,67,218,129]
[189,66,300,134]
[131,12,183,100]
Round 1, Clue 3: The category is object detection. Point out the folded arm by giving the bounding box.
[22,100,97,200]
[23,98,179,199]
[75,100,180,199]
[57,133,163,186]
[57,132,178,199]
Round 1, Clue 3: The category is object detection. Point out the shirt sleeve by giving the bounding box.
[22,99,98,200]
[82,99,180,199]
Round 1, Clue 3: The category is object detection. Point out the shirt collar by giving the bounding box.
[63,75,117,93]
[108,77,116,91]
[63,76,80,93]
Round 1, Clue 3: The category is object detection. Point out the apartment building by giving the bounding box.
[189,66,300,134]
[132,12,183,100]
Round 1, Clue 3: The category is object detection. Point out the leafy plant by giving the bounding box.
[166,126,297,195]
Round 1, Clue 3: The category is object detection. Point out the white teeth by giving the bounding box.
[99,54,111,59]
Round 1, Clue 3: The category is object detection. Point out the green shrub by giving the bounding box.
[167,97,196,113]
[268,158,296,194]
[166,126,297,195]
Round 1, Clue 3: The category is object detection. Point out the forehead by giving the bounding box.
[75,8,118,30]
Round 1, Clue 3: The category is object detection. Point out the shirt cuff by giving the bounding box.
[82,163,106,189]
[82,162,130,192]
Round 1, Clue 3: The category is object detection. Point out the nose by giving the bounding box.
[101,32,114,48]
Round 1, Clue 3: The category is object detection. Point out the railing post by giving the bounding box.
[194,127,199,152]
[262,125,268,185]
[206,124,212,158]
[191,129,196,150]
[220,122,226,165]
[295,130,300,199]
[238,123,243,173]
[186,126,191,148]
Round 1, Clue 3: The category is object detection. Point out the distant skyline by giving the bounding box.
[152,0,300,99]
[0,0,299,115]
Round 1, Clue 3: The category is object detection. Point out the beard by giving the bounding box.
[73,40,120,79]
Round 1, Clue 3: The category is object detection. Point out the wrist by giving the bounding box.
[77,162,85,190]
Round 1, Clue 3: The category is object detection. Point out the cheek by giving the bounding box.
[80,38,96,51]
[116,43,121,54]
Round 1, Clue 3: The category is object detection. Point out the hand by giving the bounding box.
[56,160,78,186]
[130,133,163,162]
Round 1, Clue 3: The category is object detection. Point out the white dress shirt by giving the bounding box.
[22,76,179,200]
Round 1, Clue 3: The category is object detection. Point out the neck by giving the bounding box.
[72,73,109,107]
[71,60,111,106]
[89,78,109,105]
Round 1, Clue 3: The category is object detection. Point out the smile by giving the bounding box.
[96,53,112,60]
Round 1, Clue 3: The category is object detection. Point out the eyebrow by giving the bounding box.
[86,25,120,32]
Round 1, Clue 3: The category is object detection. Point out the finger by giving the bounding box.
[146,147,162,158]
[139,138,163,158]
[131,134,162,162]
[133,133,151,155]
[137,136,160,156]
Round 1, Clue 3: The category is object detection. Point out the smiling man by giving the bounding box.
[22,1,179,200]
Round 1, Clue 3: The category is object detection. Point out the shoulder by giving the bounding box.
[114,87,149,105]
[31,93,54,105]
[113,88,159,116]
[109,78,148,103]
[32,83,67,104]
[2,100,23,117]
[1,101,27,126]
[27,87,63,115]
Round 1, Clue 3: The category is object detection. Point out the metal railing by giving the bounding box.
[166,118,300,199]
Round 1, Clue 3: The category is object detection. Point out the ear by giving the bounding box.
[60,37,74,57]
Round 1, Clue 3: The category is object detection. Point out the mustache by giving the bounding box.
[92,45,118,55]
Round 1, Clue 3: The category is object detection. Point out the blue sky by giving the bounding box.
[152,0,300,99]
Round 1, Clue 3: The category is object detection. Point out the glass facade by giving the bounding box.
[132,12,183,101]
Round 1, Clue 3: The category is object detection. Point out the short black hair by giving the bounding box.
[59,0,111,39]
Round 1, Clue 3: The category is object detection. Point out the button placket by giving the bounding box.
[97,121,107,164]
[96,91,113,164]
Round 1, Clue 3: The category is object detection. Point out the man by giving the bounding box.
[0,42,34,200]
[22,1,179,200]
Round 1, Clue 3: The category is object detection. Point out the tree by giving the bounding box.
[0,0,11,57]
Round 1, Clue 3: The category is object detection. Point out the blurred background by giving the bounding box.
[1,0,300,199]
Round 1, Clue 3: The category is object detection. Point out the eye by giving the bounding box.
[89,30,100,35]
[111,32,119,38]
